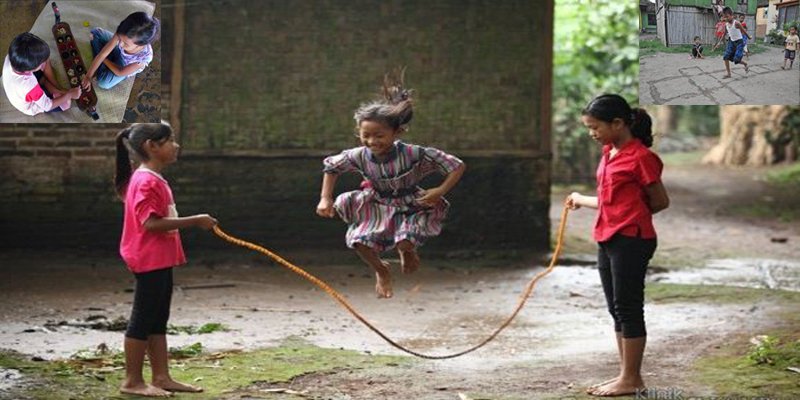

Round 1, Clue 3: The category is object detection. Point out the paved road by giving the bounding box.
[639,46,800,105]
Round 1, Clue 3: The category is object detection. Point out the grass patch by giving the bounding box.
[723,202,800,223]
[766,162,800,186]
[0,337,410,400]
[646,283,800,304]
[640,39,769,57]
[693,311,800,398]
[660,150,704,167]
[167,322,230,335]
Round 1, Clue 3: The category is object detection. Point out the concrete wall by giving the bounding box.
[0,0,553,256]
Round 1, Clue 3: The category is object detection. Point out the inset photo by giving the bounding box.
[639,0,799,105]
[0,0,160,123]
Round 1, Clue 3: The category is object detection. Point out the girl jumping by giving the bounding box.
[115,123,216,397]
[316,72,466,299]
[566,95,670,397]
[82,12,158,91]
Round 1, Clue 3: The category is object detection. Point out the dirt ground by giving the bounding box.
[639,46,800,105]
[1,156,799,399]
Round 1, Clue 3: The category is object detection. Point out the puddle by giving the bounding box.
[653,258,800,292]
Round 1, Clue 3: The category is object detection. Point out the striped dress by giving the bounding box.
[323,141,464,252]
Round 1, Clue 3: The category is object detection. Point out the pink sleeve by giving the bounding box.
[132,180,168,225]
[637,151,663,187]
[25,85,54,113]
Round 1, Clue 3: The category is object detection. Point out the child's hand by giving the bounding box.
[81,75,92,91]
[316,197,336,218]
[193,214,218,230]
[416,187,445,207]
[69,86,82,99]
[565,192,582,210]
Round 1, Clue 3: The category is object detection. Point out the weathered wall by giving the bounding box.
[0,0,553,255]
[180,0,548,153]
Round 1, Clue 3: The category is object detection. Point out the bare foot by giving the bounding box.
[120,382,172,397]
[398,248,420,274]
[153,377,203,393]
[585,376,620,393]
[588,377,645,397]
[375,260,393,298]
[722,74,731,79]
[744,64,749,73]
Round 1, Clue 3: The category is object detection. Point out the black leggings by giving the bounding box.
[597,234,656,338]
[126,267,173,340]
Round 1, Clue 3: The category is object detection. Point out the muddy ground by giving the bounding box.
[639,46,800,105]
[1,154,799,399]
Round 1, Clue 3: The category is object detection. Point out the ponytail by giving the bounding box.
[354,67,414,132]
[114,127,134,198]
[582,94,654,148]
[113,123,173,199]
[631,108,654,148]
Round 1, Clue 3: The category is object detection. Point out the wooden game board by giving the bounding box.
[51,2,99,120]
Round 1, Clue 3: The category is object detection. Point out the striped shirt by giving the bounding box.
[324,141,463,206]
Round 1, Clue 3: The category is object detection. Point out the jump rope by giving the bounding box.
[211,201,570,360]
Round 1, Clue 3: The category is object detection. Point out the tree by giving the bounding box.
[703,106,800,166]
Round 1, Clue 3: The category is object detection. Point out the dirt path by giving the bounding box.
[1,161,799,399]
[639,47,800,105]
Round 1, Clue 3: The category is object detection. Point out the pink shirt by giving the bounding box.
[2,55,54,115]
[120,168,186,273]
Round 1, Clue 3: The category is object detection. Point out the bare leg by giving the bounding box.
[722,60,732,78]
[590,336,647,397]
[120,336,172,397]
[396,240,420,274]
[354,244,393,298]
[742,60,749,73]
[148,335,203,393]
[42,60,65,92]
[586,331,624,393]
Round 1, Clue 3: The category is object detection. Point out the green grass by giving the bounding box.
[693,308,800,398]
[646,283,800,304]
[660,150,704,167]
[766,162,800,186]
[0,337,410,400]
[640,39,769,57]
[724,202,800,223]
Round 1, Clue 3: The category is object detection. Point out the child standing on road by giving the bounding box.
[568,95,670,398]
[712,17,727,52]
[721,7,749,78]
[316,71,466,299]
[782,26,798,70]
[737,14,752,59]
[115,123,216,397]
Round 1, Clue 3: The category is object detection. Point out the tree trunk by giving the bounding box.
[655,105,677,137]
[703,105,797,166]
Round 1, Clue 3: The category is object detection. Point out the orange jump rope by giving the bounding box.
[211,203,570,360]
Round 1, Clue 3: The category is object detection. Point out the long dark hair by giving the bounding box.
[116,12,160,45]
[581,94,654,148]
[353,68,414,132]
[114,123,173,198]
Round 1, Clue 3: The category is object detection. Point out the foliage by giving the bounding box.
[169,342,204,358]
[167,322,230,335]
[553,0,639,183]
[746,335,800,366]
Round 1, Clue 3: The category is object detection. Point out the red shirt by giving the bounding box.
[594,139,663,242]
[120,168,186,273]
